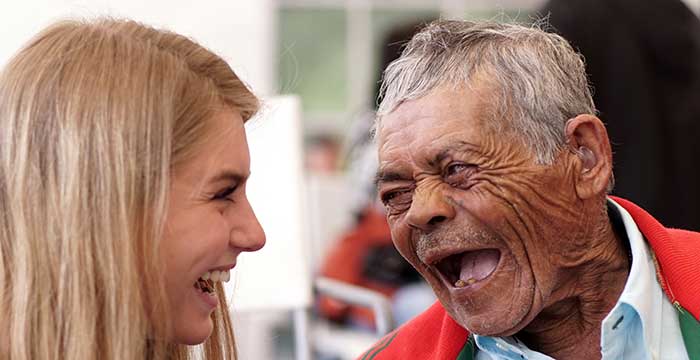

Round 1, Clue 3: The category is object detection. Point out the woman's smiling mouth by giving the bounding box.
[192,269,232,308]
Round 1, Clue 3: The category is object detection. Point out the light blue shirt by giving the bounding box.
[474,198,688,360]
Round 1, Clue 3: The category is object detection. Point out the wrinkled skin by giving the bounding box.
[376,84,630,359]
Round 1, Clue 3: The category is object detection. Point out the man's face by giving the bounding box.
[376,85,587,336]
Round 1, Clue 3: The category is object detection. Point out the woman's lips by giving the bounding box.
[191,264,235,310]
[194,283,219,309]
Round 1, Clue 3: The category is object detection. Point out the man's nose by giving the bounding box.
[406,186,455,232]
[230,198,266,252]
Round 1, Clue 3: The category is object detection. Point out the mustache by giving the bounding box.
[415,223,500,261]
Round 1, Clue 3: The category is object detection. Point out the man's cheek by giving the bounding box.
[390,227,412,260]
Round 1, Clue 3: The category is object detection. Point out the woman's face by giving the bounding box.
[161,109,266,345]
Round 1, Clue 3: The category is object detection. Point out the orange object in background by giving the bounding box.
[318,206,409,327]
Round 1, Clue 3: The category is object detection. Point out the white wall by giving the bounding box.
[232,95,311,312]
[232,96,310,360]
[0,0,275,95]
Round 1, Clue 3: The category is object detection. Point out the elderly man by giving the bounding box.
[361,20,700,360]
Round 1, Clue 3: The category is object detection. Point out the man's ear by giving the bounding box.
[564,114,613,200]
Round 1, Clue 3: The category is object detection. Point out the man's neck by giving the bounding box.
[517,209,630,359]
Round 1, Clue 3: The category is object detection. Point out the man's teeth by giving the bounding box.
[201,270,231,283]
[454,278,477,288]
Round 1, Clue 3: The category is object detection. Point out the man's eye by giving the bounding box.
[444,163,476,187]
[212,185,238,202]
[381,189,413,212]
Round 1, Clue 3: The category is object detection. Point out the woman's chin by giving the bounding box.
[172,317,214,345]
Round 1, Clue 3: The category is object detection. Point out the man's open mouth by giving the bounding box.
[434,249,501,288]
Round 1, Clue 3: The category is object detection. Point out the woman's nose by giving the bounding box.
[229,197,266,252]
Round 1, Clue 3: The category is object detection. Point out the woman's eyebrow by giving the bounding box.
[206,170,249,185]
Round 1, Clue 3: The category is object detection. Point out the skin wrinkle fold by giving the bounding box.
[493,160,588,266]
[474,164,558,253]
[500,173,608,338]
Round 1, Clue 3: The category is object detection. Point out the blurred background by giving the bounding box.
[1,0,698,359]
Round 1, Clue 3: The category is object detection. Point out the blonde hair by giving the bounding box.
[0,18,259,359]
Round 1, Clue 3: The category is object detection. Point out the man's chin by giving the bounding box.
[442,295,534,337]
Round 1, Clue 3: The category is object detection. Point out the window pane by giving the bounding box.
[370,9,440,108]
[278,8,347,112]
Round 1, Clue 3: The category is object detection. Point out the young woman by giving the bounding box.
[0,18,265,359]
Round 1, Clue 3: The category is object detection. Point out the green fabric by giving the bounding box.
[456,335,475,360]
[677,305,700,360]
[362,332,398,360]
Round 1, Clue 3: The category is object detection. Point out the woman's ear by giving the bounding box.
[565,114,613,200]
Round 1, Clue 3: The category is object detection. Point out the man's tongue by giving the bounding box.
[459,249,500,282]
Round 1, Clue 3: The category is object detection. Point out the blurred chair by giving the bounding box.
[307,172,396,359]
[312,277,394,359]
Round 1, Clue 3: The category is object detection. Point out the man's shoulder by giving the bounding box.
[612,196,700,321]
[666,228,700,242]
[357,301,469,360]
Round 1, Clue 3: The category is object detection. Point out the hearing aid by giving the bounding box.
[576,146,595,171]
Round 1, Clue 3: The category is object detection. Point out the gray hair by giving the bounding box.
[377,20,596,164]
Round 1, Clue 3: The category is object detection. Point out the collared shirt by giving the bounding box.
[474,198,688,360]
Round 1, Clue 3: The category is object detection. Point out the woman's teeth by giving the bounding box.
[201,270,230,283]
[194,270,231,295]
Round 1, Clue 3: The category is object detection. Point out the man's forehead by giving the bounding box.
[379,83,492,129]
[374,86,498,185]
[380,92,454,127]
[379,136,480,162]
[378,105,488,155]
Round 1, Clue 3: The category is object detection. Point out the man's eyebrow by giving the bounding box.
[206,170,249,185]
[431,149,453,167]
[374,142,480,186]
[374,170,411,187]
[428,141,480,167]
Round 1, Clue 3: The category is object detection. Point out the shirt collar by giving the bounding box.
[604,197,661,352]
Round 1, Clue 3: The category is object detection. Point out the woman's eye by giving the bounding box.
[212,185,238,202]
[381,189,413,213]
